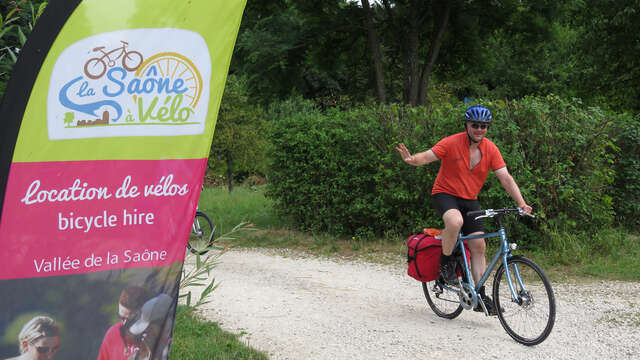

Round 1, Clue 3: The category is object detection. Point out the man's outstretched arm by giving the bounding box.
[395,143,439,166]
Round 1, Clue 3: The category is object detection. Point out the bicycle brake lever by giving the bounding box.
[518,208,536,218]
[474,209,497,220]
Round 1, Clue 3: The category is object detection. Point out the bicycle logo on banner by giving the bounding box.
[83,40,143,79]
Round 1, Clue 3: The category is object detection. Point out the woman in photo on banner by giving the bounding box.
[4,316,60,360]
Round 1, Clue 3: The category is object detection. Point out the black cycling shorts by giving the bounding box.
[431,192,484,236]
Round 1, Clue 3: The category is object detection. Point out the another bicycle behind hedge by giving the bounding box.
[187,209,216,255]
[422,207,555,345]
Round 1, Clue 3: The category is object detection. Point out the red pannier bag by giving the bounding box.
[407,230,471,282]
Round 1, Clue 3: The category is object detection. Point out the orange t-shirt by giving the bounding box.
[430,132,506,200]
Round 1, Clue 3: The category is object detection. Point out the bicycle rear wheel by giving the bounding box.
[422,280,463,319]
[187,211,215,255]
[492,256,555,345]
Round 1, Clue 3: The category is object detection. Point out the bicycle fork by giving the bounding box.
[192,218,202,236]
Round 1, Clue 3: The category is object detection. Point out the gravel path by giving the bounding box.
[186,248,640,360]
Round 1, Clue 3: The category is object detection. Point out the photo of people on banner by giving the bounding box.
[0,265,179,359]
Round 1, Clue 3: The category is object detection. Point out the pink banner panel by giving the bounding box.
[0,159,206,280]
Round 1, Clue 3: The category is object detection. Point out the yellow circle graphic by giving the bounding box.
[134,52,203,108]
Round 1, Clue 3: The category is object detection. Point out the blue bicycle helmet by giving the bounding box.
[464,105,492,123]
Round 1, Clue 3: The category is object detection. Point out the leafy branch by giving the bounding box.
[176,221,256,321]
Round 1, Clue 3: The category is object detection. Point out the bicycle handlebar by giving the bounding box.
[467,207,535,220]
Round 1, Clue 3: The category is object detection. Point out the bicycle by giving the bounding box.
[84,40,143,79]
[187,209,216,255]
[422,207,556,345]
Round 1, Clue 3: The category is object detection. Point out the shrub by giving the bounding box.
[609,113,640,231]
[266,98,441,237]
[209,75,268,189]
[267,96,622,246]
[481,96,618,241]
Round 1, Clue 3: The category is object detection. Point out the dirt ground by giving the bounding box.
[186,248,640,360]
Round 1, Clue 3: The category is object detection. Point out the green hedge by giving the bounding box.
[610,113,640,230]
[266,96,628,244]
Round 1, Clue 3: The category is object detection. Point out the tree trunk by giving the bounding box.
[404,0,420,106]
[225,151,234,192]
[361,0,387,104]
[418,0,451,106]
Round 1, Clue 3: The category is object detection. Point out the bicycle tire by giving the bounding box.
[122,50,143,72]
[422,280,463,319]
[187,211,215,255]
[492,256,556,345]
[84,58,106,79]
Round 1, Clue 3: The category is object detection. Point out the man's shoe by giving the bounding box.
[438,254,458,285]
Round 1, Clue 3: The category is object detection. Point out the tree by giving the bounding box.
[210,75,268,191]
[361,0,386,103]
[63,111,74,126]
[232,0,370,105]
[456,0,575,100]
[573,0,640,110]
[230,0,631,109]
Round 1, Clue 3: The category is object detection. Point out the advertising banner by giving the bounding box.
[0,0,246,358]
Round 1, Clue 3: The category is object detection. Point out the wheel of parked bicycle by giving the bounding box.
[422,280,463,319]
[492,255,556,346]
[187,210,215,255]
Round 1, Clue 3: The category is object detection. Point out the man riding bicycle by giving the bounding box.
[396,105,532,315]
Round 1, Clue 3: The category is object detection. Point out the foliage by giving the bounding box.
[210,75,268,188]
[0,0,46,98]
[536,228,640,281]
[266,96,624,246]
[197,186,287,235]
[608,113,640,230]
[267,97,442,237]
[572,0,640,110]
[479,95,618,239]
[465,22,579,100]
[232,0,368,105]
[178,222,255,320]
[232,0,583,107]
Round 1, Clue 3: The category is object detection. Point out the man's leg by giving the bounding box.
[441,209,464,255]
[438,209,464,284]
[467,232,486,283]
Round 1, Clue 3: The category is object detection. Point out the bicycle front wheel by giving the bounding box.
[422,280,463,319]
[492,256,555,345]
[187,211,215,255]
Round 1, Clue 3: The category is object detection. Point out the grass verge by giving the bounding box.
[170,307,269,360]
[198,185,640,282]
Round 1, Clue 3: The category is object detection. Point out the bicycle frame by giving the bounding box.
[448,221,526,309]
[192,216,202,236]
